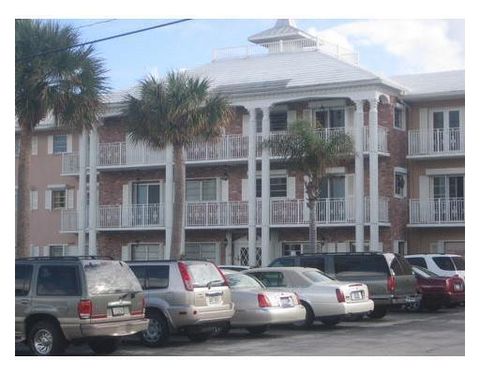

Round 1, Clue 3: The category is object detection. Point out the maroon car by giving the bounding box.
[407,265,465,312]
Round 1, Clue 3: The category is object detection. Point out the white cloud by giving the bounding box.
[308,20,464,73]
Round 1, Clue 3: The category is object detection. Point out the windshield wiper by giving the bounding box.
[120,290,142,299]
[206,279,224,289]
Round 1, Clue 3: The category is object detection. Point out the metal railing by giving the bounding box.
[363,126,388,153]
[97,142,165,167]
[409,198,465,224]
[98,204,165,228]
[186,201,249,227]
[408,128,464,156]
[186,135,249,161]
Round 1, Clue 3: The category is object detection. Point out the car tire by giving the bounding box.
[368,306,388,319]
[246,325,269,335]
[216,323,231,336]
[186,332,211,343]
[293,302,315,328]
[88,338,119,355]
[320,318,341,327]
[141,309,170,347]
[28,320,66,356]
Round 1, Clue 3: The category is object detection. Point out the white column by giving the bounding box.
[247,107,257,267]
[225,231,233,264]
[164,143,174,260]
[261,107,271,266]
[78,129,88,255]
[88,126,98,255]
[369,97,379,252]
[354,100,365,252]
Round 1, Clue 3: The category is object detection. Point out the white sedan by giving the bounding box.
[222,271,306,334]
[244,267,374,327]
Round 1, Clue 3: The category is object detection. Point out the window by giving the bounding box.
[256,177,287,198]
[226,273,264,289]
[270,111,288,132]
[432,109,463,152]
[452,256,465,271]
[130,265,170,289]
[37,265,81,296]
[302,270,333,283]
[185,243,217,262]
[394,107,404,129]
[131,244,162,261]
[433,175,464,199]
[250,272,287,287]
[132,182,160,205]
[15,264,33,297]
[314,108,345,129]
[394,169,407,198]
[270,257,295,267]
[83,261,142,295]
[53,135,67,154]
[15,138,20,157]
[186,179,217,202]
[319,176,345,199]
[299,256,326,271]
[432,256,456,271]
[49,245,65,257]
[406,257,427,269]
[333,255,389,274]
[52,189,66,209]
[390,256,412,276]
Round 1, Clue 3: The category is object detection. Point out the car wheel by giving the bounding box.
[88,338,119,355]
[368,306,388,319]
[186,332,211,343]
[320,318,341,327]
[215,323,231,336]
[28,320,66,356]
[246,325,268,335]
[293,302,315,328]
[141,310,170,347]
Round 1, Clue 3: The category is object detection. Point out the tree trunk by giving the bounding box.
[170,144,185,259]
[308,199,317,253]
[16,124,32,258]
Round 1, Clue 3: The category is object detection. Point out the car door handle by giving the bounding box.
[19,299,29,305]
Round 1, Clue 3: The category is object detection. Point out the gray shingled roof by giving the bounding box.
[390,70,464,96]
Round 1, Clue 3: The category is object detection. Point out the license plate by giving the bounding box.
[112,307,125,316]
[280,297,293,307]
[351,291,363,301]
[405,296,416,303]
[207,296,222,305]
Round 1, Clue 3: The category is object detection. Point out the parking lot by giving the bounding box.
[15,306,464,356]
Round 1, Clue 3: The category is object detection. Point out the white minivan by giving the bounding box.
[405,254,465,281]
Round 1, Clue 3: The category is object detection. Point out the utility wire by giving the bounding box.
[76,19,118,29]
[17,19,192,62]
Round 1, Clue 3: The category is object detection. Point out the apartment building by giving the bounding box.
[15,20,465,264]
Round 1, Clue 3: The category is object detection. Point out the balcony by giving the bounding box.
[98,204,165,229]
[97,142,165,169]
[409,198,465,226]
[408,129,464,158]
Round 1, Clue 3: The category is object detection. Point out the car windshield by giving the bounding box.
[186,262,225,288]
[83,261,142,295]
[226,273,265,289]
[432,257,456,271]
[452,257,465,271]
[302,270,334,283]
[413,265,439,278]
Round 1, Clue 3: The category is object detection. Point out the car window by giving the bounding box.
[146,265,169,289]
[452,257,465,271]
[302,270,334,283]
[299,257,325,271]
[129,266,147,289]
[432,257,455,271]
[37,265,81,296]
[226,273,264,289]
[249,272,287,287]
[390,256,412,276]
[15,264,33,297]
[406,257,427,268]
[412,265,439,278]
[186,262,225,288]
[270,258,295,267]
[83,261,142,295]
[333,255,389,274]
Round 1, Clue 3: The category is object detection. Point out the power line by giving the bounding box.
[76,19,118,29]
[17,19,192,62]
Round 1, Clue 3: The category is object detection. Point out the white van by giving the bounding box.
[405,254,465,281]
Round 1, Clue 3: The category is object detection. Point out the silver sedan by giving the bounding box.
[223,271,306,334]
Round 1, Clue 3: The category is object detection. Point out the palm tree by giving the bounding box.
[15,19,108,258]
[123,72,232,259]
[264,120,353,252]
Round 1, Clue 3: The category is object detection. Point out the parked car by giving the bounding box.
[128,260,234,346]
[15,256,148,356]
[220,270,305,334]
[405,265,465,312]
[219,265,252,272]
[244,267,373,327]
[269,253,419,319]
[405,254,465,281]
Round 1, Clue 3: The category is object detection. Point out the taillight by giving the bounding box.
[293,292,301,305]
[214,264,229,287]
[387,276,396,293]
[336,288,345,303]
[445,279,453,292]
[258,293,272,308]
[178,261,194,291]
[78,299,92,319]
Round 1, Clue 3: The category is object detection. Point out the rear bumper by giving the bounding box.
[312,299,374,318]
[373,294,421,306]
[230,305,306,327]
[80,318,149,338]
[168,303,235,329]
[423,292,465,305]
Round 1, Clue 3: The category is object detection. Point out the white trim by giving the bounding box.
[425,168,464,176]
[326,167,346,175]
[47,184,67,189]
[394,167,407,199]
[308,99,348,108]
[256,169,287,177]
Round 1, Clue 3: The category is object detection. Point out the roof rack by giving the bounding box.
[16,256,113,261]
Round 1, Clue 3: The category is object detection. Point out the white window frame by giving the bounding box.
[130,243,163,261]
[313,107,346,129]
[51,189,67,210]
[186,178,218,202]
[53,134,68,154]
[185,242,220,263]
[394,167,408,199]
[394,104,406,130]
[49,244,67,257]
[131,181,163,205]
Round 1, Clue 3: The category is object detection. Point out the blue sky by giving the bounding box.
[57,19,465,91]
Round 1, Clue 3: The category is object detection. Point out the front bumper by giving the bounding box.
[230,305,306,327]
[80,318,149,338]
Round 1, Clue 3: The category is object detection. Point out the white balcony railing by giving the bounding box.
[408,128,464,156]
[97,141,165,167]
[98,204,165,228]
[186,201,249,227]
[61,152,79,175]
[409,198,465,225]
[186,135,249,161]
[363,126,388,153]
